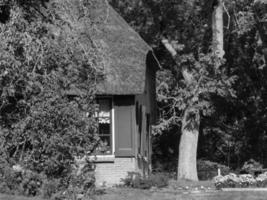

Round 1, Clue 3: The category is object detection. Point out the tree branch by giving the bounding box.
[161,37,177,58]
[161,38,194,84]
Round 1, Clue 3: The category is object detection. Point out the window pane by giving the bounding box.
[99,122,110,135]
[99,117,110,124]
[99,99,111,112]
[98,99,111,119]
[96,97,112,155]
[96,136,112,154]
[99,111,110,118]
[100,136,111,146]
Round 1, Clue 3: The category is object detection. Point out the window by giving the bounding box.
[96,97,112,155]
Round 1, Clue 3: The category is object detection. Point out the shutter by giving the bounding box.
[114,96,135,157]
[135,102,139,125]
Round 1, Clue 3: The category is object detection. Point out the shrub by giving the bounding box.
[0,157,96,199]
[214,173,242,189]
[197,160,230,180]
[67,157,96,198]
[240,159,263,175]
[43,157,96,200]
[41,179,61,199]
[0,164,45,196]
[122,172,151,189]
[0,0,105,198]
[0,5,100,177]
[149,173,169,188]
[0,165,21,195]
[256,172,267,187]
[214,172,267,189]
[122,172,169,189]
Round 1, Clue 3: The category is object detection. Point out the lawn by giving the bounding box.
[1,188,267,200]
[95,188,267,200]
[0,194,43,200]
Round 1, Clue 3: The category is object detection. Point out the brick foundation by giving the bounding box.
[94,157,137,187]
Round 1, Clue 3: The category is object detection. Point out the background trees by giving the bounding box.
[110,0,267,179]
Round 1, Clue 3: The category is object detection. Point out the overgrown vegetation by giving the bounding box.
[197,160,230,180]
[240,159,263,175]
[214,172,267,189]
[0,0,266,197]
[121,172,169,189]
[110,0,267,176]
[0,0,106,198]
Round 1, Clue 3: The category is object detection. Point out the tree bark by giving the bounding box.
[212,0,224,58]
[177,108,199,181]
[253,0,267,63]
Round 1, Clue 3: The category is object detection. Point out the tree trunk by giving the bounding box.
[254,0,267,63]
[161,38,200,181]
[177,108,199,181]
[212,0,224,58]
[162,0,225,182]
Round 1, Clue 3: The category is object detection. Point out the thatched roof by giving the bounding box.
[44,0,156,95]
[93,5,155,95]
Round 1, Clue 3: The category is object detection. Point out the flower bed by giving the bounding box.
[214,172,267,189]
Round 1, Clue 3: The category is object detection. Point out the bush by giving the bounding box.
[256,172,267,187]
[240,159,263,175]
[0,0,103,198]
[0,164,45,196]
[197,160,230,180]
[41,179,61,199]
[0,157,96,199]
[67,157,96,198]
[121,172,169,189]
[149,173,170,188]
[214,172,267,189]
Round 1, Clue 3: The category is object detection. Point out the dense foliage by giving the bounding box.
[111,0,267,171]
[0,0,266,194]
[0,0,105,197]
[200,0,267,168]
[197,159,230,180]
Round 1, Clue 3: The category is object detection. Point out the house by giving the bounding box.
[91,5,160,186]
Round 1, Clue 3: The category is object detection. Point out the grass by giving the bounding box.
[95,188,267,200]
[168,179,215,189]
[1,190,267,200]
[0,194,43,200]
[1,180,267,200]
[179,191,267,200]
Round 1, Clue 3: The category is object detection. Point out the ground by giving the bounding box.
[1,180,267,200]
[0,194,42,200]
[95,188,267,200]
[2,189,267,200]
